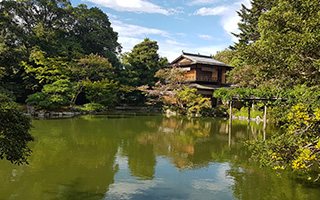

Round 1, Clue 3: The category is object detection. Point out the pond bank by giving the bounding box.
[24,106,162,118]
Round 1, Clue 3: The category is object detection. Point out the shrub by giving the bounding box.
[26,80,73,110]
[82,103,106,112]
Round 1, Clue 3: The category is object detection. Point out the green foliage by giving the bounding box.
[69,53,115,104]
[72,53,115,82]
[68,4,121,66]
[212,48,234,65]
[121,38,168,87]
[0,0,121,102]
[234,107,263,118]
[230,0,320,88]
[82,103,106,112]
[214,105,228,116]
[117,85,144,106]
[26,79,73,110]
[0,94,33,164]
[21,50,70,87]
[169,87,212,116]
[83,78,118,107]
[227,64,268,88]
[248,104,320,180]
[139,67,211,116]
[232,0,278,47]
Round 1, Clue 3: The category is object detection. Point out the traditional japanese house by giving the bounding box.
[168,52,233,105]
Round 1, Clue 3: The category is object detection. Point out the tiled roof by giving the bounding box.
[171,52,232,68]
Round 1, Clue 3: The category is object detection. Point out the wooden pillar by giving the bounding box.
[229,101,232,147]
[229,101,232,122]
[248,103,251,124]
[263,104,267,140]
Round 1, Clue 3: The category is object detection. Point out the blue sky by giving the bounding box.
[70,0,251,62]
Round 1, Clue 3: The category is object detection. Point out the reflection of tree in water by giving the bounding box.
[226,163,320,200]
[136,117,225,170]
[51,180,105,200]
[123,142,156,180]
[0,117,119,200]
[135,117,278,171]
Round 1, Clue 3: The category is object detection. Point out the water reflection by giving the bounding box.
[0,114,318,200]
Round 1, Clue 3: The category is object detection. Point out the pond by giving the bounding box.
[0,114,319,200]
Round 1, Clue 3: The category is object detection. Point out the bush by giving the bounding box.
[26,80,73,110]
[248,104,320,181]
[82,103,106,112]
[83,78,118,107]
[173,87,212,116]
[213,105,228,116]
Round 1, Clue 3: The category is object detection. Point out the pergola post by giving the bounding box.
[248,102,251,124]
[263,104,267,140]
[229,101,232,122]
[229,101,232,147]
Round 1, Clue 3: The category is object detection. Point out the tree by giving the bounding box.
[70,53,115,103]
[212,48,234,65]
[139,67,211,115]
[68,4,121,67]
[0,94,33,164]
[228,0,278,88]
[71,53,115,82]
[0,0,121,102]
[121,38,168,87]
[253,0,320,87]
[26,79,73,110]
[230,0,320,88]
[83,78,119,108]
[138,66,186,104]
[232,0,278,47]
[21,49,70,90]
[248,104,320,181]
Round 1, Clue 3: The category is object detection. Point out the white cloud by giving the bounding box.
[84,0,174,15]
[192,163,234,191]
[193,0,251,41]
[188,0,226,6]
[193,6,229,16]
[105,179,163,199]
[193,44,227,56]
[110,20,171,52]
[158,40,188,62]
[198,34,213,40]
[112,20,170,38]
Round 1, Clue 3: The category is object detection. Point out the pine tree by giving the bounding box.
[232,0,278,48]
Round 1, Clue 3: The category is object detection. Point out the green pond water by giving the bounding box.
[1,114,319,200]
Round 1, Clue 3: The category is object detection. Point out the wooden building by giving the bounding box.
[169,52,233,102]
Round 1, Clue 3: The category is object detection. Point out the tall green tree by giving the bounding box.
[70,53,115,103]
[232,0,278,48]
[121,38,168,87]
[254,0,320,87]
[69,4,121,67]
[228,0,278,88]
[0,0,121,101]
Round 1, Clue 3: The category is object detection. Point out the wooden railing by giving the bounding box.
[184,76,218,82]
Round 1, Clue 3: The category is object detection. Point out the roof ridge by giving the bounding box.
[182,51,212,58]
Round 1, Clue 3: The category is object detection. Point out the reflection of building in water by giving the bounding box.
[136,117,218,169]
[142,117,271,170]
